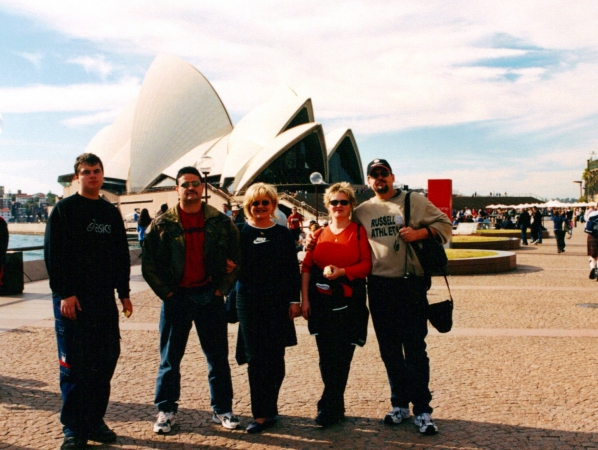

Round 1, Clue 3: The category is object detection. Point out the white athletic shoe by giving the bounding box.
[414,412,438,435]
[154,411,176,434]
[213,412,240,429]
[384,407,411,425]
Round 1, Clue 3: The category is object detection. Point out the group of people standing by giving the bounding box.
[45,153,451,449]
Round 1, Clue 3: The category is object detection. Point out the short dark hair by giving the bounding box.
[175,166,203,184]
[74,153,104,174]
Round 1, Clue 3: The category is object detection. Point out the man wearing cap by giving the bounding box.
[304,158,451,434]
[354,158,451,434]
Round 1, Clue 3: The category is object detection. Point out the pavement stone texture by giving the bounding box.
[2,228,598,449]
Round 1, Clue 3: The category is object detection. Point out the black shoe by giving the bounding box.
[589,269,596,280]
[61,436,87,449]
[246,418,276,434]
[88,423,117,443]
[315,410,344,428]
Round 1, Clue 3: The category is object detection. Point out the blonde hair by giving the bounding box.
[243,182,279,220]
[323,182,357,211]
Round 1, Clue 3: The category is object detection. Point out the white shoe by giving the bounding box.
[384,406,410,424]
[414,412,438,435]
[154,411,176,434]
[213,412,240,429]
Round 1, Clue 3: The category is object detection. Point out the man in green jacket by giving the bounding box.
[142,166,241,434]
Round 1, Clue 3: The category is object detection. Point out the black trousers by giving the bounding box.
[367,275,432,416]
[315,328,356,417]
[237,295,288,419]
[53,295,120,438]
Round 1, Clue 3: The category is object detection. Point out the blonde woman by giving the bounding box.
[235,183,301,433]
[301,182,371,427]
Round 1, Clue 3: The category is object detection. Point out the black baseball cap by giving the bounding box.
[367,158,393,175]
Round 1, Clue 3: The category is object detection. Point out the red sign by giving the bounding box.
[427,179,452,222]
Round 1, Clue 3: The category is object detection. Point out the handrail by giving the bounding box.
[279,193,327,218]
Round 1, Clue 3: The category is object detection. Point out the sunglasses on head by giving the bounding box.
[369,169,390,178]
[180,181,201,188]
[329,199,350,206]
[251,200,271,207]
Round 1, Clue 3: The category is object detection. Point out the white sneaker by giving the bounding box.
[383,406,410,425]
[213,412,240,429]
[154,411,176,434]
[414,412,438,435]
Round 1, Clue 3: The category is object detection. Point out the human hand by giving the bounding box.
[301,299,310,320]
[60,295,82,320]
[323,265,344,280]
[398,226,426,243]
[289,303,301,319]
[225,259,237,274]
[304,231,318,252]
[121,298,133,318]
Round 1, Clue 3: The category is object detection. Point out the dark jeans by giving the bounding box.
[155,292,233,414]
[315,329,356,417]
[555,230,566,252]
[531,226,542,243]
[520,226,528,244]
[367,275,432,416]
[53,294,120,439]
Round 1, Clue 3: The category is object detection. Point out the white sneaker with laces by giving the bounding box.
[213,412,240,429]
[383,406,410,425]
[154,411,176,434]
[414,412,438,435]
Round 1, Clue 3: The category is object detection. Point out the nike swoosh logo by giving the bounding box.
[253,238,268,244]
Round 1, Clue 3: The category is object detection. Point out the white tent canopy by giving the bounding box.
[486,200,594,209]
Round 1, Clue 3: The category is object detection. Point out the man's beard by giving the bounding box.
[375,184,389,194]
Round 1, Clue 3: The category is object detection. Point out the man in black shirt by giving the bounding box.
[45,153,132,450]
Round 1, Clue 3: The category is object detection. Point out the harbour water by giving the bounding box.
[8,234,139,261]
[7,234,44,261]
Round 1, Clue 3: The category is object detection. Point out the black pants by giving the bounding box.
[315,329,356,417]
[555,230,566,252]
[237,296,288,419]
[367,275,432,416]
[53,295,120,439]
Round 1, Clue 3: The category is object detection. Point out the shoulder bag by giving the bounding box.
[405,191,453,333]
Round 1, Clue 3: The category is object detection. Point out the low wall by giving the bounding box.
[451,238,521,251]
[7,223,46,234]
[448,250,516,275]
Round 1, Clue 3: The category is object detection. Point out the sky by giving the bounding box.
[1,0,598,200]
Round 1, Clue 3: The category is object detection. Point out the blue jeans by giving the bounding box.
[53,294,120,438]
[155,292,233,414]
[520,226,528,244]
[367,275,432,416]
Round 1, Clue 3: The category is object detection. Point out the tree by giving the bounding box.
[46,191,57,205]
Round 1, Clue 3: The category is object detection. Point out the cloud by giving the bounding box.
[0,77,140,113]
[2,1,598,138]
[14,51,43,68]
[67,54,114,79]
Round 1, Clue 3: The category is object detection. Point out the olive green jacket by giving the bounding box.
[141,203,241,300]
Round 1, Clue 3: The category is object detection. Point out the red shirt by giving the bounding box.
[287,212,304,230]
[178,206,208,288]
[302,222,372,296]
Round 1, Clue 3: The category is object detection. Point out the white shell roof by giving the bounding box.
[233,122,326,193]
[222,85,314,183]
[325,128,363,183]
[86,98,136,176]
[129,54,233,190]
[104,139,131,181]
[161,134,230,180]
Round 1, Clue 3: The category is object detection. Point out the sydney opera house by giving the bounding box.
[60,54,363,203]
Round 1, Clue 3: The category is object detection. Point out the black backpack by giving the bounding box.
[585,217,598,237]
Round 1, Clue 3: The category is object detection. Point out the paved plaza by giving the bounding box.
[1,228,598,449]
